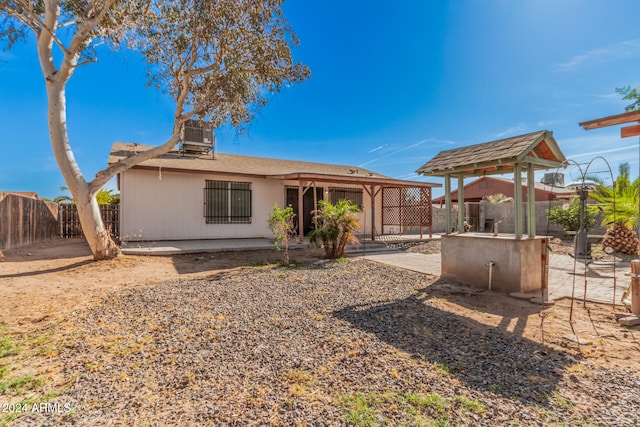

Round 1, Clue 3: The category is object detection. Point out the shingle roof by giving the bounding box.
[108,142,441,188]
[109,142,385,177]
[416,130,566,177]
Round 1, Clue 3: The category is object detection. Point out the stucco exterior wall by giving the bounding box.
[120,169,381,241]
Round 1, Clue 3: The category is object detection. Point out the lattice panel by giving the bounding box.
[382,187,432,227]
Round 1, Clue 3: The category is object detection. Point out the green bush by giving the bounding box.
[268,204,296,265]
[547,198,598,231]
[310,200,361,259]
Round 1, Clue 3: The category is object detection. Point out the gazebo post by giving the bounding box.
[457,175,465,233]
[527,164,536,237]
[444,175,452,234]
[514,163,523,238]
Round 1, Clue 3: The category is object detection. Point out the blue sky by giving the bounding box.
[1,0,640,199]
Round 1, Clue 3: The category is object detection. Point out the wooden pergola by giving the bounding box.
[579,110,640,137]
[416,130,567,238]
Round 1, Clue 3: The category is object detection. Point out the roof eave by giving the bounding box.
[128,165,442,188]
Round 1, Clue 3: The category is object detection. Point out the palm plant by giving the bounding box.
[53,186,74,203]
[309,200,361,259]
[589,163,639,254]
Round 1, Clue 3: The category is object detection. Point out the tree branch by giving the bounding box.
[37,0,61,79]
[12,0,67,53]
[89,130,185,193]
[60,0,118,78]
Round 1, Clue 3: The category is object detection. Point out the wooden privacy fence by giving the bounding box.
[0,193,59,250]
[59,204,120,239]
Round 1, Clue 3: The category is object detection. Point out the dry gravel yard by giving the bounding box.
[1,240,640,426]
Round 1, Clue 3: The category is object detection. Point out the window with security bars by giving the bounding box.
[204,181,252,224]
[328,187,363,207]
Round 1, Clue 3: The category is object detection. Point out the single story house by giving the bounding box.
[431,175,573,205]
[108,142,441,241]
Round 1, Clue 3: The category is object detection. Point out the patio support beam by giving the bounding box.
[362,184,382,241]
[527,165,536,237]
[457,175,465,233]
[371,185,380,241]
[298,178,304,242]
[444,175,451,234]
[313,180,318,230]
[514,164,523,238]
[427,188,433,238]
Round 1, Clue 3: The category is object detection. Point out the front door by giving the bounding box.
[285,186,324,235]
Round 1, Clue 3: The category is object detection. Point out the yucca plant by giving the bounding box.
[589,163,640,255]
[309,200,361,259]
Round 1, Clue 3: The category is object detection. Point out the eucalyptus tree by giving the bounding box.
[0,0,309,260]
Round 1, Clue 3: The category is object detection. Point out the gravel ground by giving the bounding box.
[15,260,640,426]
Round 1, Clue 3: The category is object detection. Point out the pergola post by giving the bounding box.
[312,180,318,231]
[297,178,304,242]
[370,185,379,241]
[457,175,465,233]
[427,188,433,238]
[444,175,452,234]
[527,165,536,237]
[514,163,523,238]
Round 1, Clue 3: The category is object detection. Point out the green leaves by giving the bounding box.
[616,85,640,112]
[547,198,598,231]
[135,0,310,128]
[310,200,361,259]
[589,162,639,228]
[268,203,296,265]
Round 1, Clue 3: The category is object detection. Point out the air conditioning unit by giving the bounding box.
[540,172,564,187]
[181,120,215,155]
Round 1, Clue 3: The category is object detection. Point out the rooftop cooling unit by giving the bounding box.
[181,120,215,155]
[541,172,565,187]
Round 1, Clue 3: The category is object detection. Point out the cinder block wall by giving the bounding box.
[431,206,457,233]
[429,201,603,237]
[480,201,567,235]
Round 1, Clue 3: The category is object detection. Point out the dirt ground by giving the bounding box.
[0,239,325,326]
[1,237,639,372]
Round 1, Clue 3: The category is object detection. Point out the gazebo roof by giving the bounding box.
[416,130,566,177]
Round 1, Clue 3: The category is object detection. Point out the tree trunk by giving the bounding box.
[46,81,120,260]
[75,191,121,260]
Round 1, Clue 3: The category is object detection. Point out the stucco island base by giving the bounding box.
[441,233,549,294]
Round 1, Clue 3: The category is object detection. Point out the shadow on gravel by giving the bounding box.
[333,281,580,407]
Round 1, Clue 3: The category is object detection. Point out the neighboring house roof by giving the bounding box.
[108,142,441,188]
[416,130,566,177]
[431,176,573,203]
[0,191,40,200]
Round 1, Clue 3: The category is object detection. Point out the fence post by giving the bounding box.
[632,260,640,315]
